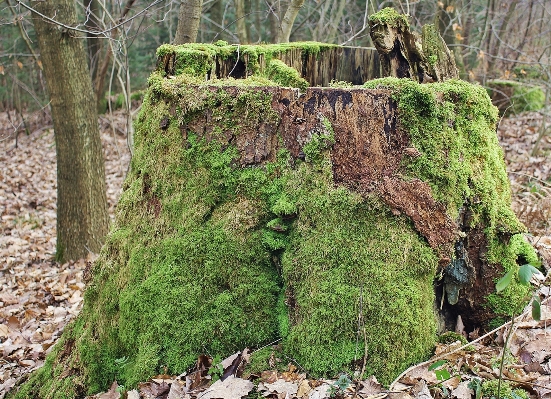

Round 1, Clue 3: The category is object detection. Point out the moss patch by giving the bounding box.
[487,80,545,115]
[368,7,409,28]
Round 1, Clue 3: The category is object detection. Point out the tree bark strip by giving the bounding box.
[32,0,109,261]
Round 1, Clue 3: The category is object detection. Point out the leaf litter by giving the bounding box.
[0,110,550,399]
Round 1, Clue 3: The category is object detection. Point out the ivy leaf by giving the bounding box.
[435,369,451,381]
[518,264,541,285]
[428,360,447,371]
[496,269,514,292]
[532,298,541,321]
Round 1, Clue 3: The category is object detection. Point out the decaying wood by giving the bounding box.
[161,46,380,86]
[369,17,458,82]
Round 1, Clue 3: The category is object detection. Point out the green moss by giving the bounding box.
[364,77,535,317]
[437,331,468,345]
[486,234,539,316]
[302,117,335,163]
[156,42,336,86]
[16,48,532,397]
[482,379,529,399]
[488,80,545,115]
[265,59,309,91]
[368,7,409,28]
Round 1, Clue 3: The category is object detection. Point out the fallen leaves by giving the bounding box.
[0,110,131,398]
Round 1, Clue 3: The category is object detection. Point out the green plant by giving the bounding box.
[428,360,451,381]
[328,374,352,398]
[493,262,542,399]
[468,378,482,399]
[208,356,224,382]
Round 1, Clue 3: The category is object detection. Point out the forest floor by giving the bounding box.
[0,109,550,399]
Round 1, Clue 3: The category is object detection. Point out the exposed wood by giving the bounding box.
[369,11,458,82]
[162,46,380,86]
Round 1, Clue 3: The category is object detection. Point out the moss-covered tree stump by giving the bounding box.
[11,38,538,399]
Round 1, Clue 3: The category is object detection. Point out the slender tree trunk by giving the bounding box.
[210,0,226,41]
[84,0,102,82]
[174,0,203,44]
[278,0,305,43]
[488,0,518,73]
[435,0,465,78]
[32,0,109,261]
[234,0,249,43]
[94,0,136,110]
[267,0,280,43]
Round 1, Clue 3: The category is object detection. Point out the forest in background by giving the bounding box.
[1,0,550,134]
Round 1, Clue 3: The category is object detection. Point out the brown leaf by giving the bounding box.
[359,376,383,397]
[167,381,188,399]
[98,381,120,399]
[296,380,311,398]
[151,381,171,396]
[0,324,9,338]
[8,315,20,330]
[200,376,254,399]
[450,381,473,399]
[262,379,298,396]
[261,370,278,384]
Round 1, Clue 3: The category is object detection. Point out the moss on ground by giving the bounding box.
[487,80,545,115]
[11,44,536,397]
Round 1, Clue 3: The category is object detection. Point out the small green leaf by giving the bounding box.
[532,298,541,321]
[429,360,447,371]
[496,269,514,292]
[518,264,541,285]
[435,369,451,381]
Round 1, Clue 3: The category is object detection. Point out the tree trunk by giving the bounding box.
[174,0,203,44]
[234,0,249,43]
[32,0,109,261]
[84,0,102,82]
[277,0,305,43]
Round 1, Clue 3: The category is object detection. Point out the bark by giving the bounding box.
[267,0,280,43]
[277,0,306,43]
[174,0,203,44]
[84,0,102,82]
[234,0,249,43]
[32,0,109,261]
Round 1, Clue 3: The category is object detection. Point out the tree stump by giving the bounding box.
[11,37,537,398]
